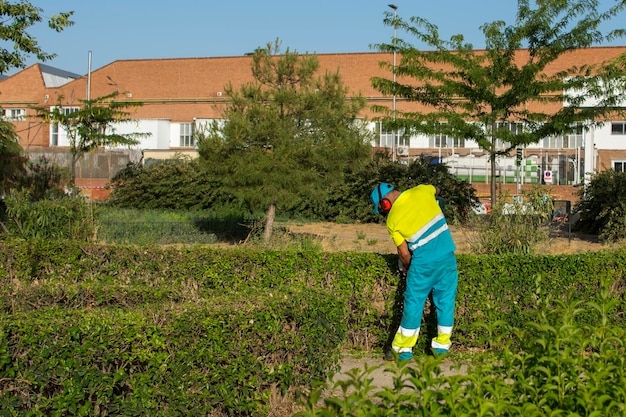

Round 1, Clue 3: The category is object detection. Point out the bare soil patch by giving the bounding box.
[283,221,606,255]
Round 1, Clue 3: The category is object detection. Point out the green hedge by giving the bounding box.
[0,291,345,416]
[0,240,393,416]
[1,240,626,415]
[0,290,346,416]
[455,251,626,347]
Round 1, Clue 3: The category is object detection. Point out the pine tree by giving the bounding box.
[198,40,372,240]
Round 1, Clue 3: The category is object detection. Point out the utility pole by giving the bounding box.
[87,51,92,100]
[388,4,398,162]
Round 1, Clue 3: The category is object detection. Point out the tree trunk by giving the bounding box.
[70,153,78,185]
[490,153,497,207]
[263,203,276,241]
[489,122,497,206]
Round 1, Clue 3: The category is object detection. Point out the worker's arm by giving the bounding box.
[397,240,412,272]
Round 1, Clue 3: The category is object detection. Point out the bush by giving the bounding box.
[104,156,478,226]
[574,169,626,242]
[106,158,235,210]
[326,157,478,224]
[0,240,389,416]
[470,186,554,255]
[1,189,95,240]
[3,240,625,415]
[0,289,346,416]
[20,156,70,201]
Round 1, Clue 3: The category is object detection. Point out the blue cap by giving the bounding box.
[371,183,394,214]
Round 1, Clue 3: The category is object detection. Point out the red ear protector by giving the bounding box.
[378,185,392,215]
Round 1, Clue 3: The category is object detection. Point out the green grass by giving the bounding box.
[96,207,251,245]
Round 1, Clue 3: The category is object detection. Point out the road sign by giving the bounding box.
[544,170,553,184]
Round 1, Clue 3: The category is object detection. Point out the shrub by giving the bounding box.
[469,186,554,255]
[297,284,626,416]
[20,156,70,201]
[0,289,346,416]
[105,156,478,226]
[574,169,626,242]
[2,240,625,415]
[106,158,234,210]
[1,189,95,240]
[326,157,478,225]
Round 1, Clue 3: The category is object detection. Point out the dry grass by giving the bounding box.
[281,221,606,255]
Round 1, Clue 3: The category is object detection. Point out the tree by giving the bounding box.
[0,120,26,194]
[197,40,372,240]
[371,0,626,205]
[0,2,73,74]
[34,93,150,181]
[0,2,73,193]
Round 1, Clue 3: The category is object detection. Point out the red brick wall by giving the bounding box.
[74,178,111,201]
[597,149,626,170]
[472,183,579,203]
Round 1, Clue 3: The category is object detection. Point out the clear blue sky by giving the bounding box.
[10,0,626,76]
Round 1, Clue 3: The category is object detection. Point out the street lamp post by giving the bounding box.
[388,4,398,162]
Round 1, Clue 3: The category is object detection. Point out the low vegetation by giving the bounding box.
[1,239,625,415]
[105,157,478,226]
[299,286,626,416]
[469,186,556,255]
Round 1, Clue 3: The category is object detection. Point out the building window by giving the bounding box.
[52,106,79,116]
[544,134,584,149]
[611,122,626,135]
[1,108,26,121]
[375,122,408,148]
[375,122,394,148]
[493,122,523,148]
[614,161,626,172]
[49,107,78,146]
[180,123,194,147]
[496,121,524,135]
[430,133,446,148]
[543,135,561,149]
[428,133,465,149]
[563,123,584,148]
[62,107,79,115]
[428,123,465,148]
[544,123,584,149]
[51,123,59,146]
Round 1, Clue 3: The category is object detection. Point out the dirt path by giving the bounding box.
[330,353,468,395]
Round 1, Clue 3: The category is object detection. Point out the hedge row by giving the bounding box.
[1,240,626,415]
[0,240,395,416]
[1,290,345,416]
